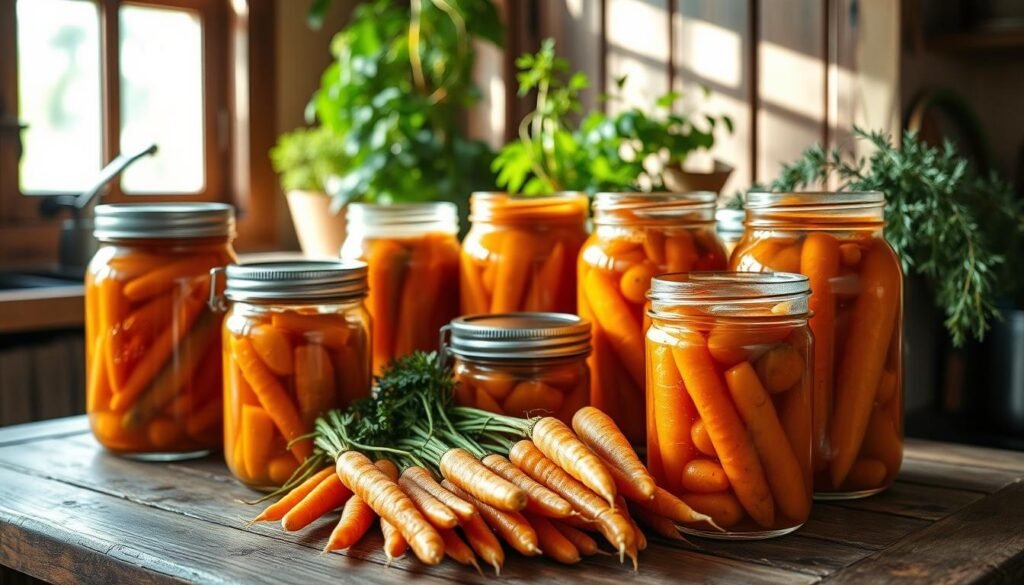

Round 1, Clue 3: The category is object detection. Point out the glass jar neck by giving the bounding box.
[592,191,716,226]
[470,192,589,226]
[648,272,810,325]
[346,202,458,238]
[99,235,233,250]
[744,191,885,230]
[231,298,365,312]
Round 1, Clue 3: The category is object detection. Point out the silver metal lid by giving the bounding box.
[94,203,235,240]
[444,312,591,361]
[222,260,368,303]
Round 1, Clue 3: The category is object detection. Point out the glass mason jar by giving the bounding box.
[460,192,589,315]
[731,191,903,499]
[578,192,727,444]
[716,208,745,259]
[341,202,461,375]
[443,313,591,422]
[85,203,236,460]
[647,272,813,539]
[214,261,372,489]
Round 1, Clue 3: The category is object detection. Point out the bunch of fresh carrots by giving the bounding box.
[246,352,719,572]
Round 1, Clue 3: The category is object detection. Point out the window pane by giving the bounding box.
[119,4,204,194]
[17,0,102,194]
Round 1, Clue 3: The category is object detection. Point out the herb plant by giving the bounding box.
[273,0,502,210]
[769,127,1022,345]
[269,126,346,193]
[493,40,732,195]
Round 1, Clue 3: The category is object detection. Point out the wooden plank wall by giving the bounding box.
[0,332,84,426]
[482,0,901,196]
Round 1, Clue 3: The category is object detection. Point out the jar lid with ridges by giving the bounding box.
[445,312,591,361]
[94,202,235,240]
[223,260,368,303]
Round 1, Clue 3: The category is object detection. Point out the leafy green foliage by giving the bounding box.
[769,128,1023,346]
[493,40,732,194]
[273,0,502,210]
[269,126,346,193]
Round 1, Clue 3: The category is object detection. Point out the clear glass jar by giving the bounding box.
[578,192,726,444]
[443,313,591,422]
[85,203,236,460]
[647,272,813,539]
[341,202,460,375]
[731,191,903,499]
[461,192,589,315]
[214,261,372,489]
[716,208,745,259]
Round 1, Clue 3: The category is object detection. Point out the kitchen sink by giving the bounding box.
[0,270,83,291]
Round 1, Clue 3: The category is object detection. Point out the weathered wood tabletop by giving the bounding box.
[0,417,1022,584]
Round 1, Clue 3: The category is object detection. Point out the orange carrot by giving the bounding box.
[619,262,658,305]
[672,343,775,528]
[459,251,489,315]
[481,454,574,518]
[439,528,480,572]
[231,336,313,461]
[648,341,697,493]
[525,240,564,311]
[531,417,617,507]
[861,408,902,477]
[572,406,656,500]
[439,447,526,512]
[281,473,352,532]
[642,228,666,265]
[366,240,409,372]
[241,405,275,481]
[86,334,111,412]
[502,380,564,416]
[458,504,505,575]
[842,458,887,491]
[526,512,581,564]
[335,451,444,565]
[250,324,293,376]
[323,492,376,553]
[682,492,745,529]
[491,229,536,312]
[442,480,540,557]
[830,239,901,487]
[400,477,459,529]
[600,453,659,504]
[633,486,720,530]
[251,468,335,524]
[509,440,634,556]
[681,459,731,493]
[552,520,601,556]
[374,460,408,563]
[777,383,813,482]
[471,371,517,402]
[801,232,841,474]
[706,324,793,367]
[725,361,810,522]
[629,504,683,541]
[400,466,477,522]
[665,231,698,272]
[293,344,337,428]
[122,256,215,302]
[583,269,645,386]
[267,454,300,487]
[394,239,441,356]
[754,343,804,394]
[690,420,717,458]
[875,369,898,406]
[474,387,505,414]
[270,312,350,349]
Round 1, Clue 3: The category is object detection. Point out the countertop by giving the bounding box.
[1,416,1023,584]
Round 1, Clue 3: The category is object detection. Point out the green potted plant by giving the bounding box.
[271,0,502,255]
[493,39,733,195]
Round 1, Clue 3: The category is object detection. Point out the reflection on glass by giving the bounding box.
[120,5,204,194]
[17,0,102,193]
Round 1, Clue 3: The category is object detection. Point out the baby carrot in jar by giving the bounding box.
[443,313,591,423]
[730,192,903,499]
[85,203,236,459]
[341,203,460,375]
[647,273,813,538]
[461,192,589,315]
[578,192,726,444]
[214,261,372,489]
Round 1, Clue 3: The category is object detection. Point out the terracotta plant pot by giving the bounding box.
[285,190,347,258]
[663,160,734,194]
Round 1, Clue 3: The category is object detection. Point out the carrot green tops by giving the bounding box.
[647,272,813,538]
[341,203,461,376]
[85,203,237,459]
[731,191,903,499]
[215,261,371,489]
[578,192,727,445]
[461,192,589,315]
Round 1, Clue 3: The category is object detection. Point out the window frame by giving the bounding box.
[0,0,229,224]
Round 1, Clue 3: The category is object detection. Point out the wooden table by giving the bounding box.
[1,417,1022,584]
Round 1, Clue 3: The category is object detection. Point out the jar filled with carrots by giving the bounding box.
[460,192,589,315]
[85,203,237,459]
[341,202,461,375]
[444,313,591,422]
[647,272,813,538]
[578,192,727,444]
[731,191,903,498]
[216,261,372,489]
